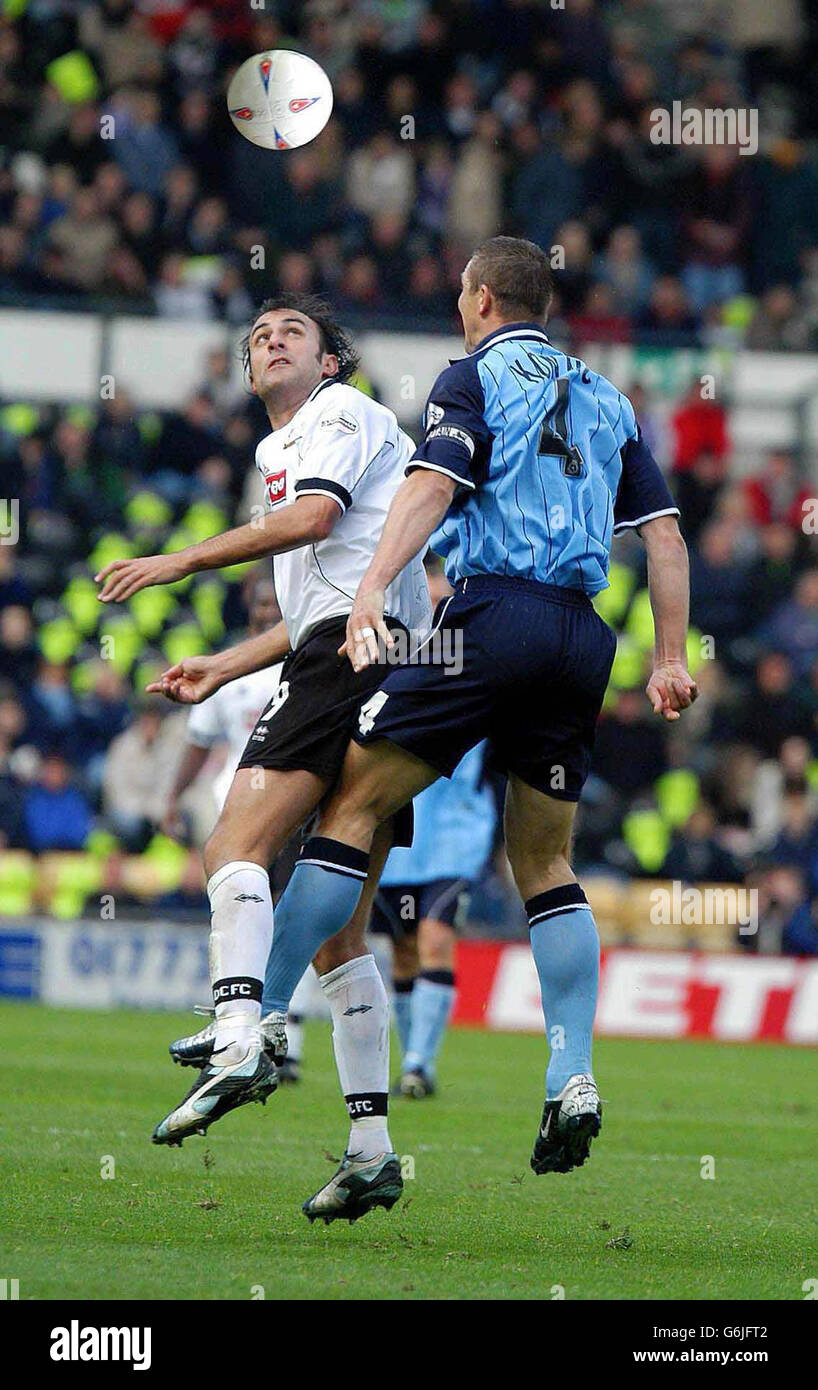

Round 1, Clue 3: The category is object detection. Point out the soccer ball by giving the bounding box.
[227,50,333,150]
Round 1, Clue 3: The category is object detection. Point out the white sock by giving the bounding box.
[207,860,272,1063]
[286,1015,304,1063]
[320,954,392,1161]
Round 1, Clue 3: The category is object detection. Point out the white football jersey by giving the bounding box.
[254,379,432,650]
[187,664,283,810]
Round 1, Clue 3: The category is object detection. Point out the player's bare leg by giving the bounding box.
[504,774,603,1175]
[154,766,328,1145]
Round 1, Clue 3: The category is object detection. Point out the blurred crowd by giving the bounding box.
[2,0,818,954]
[1,0,818,342]
[2,366,818,952]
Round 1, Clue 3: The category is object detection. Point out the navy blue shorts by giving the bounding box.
[353,574,616,801]
[371,879,471,938]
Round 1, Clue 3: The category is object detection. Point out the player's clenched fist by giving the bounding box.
[646,660,698,722]
[95,552,189,603]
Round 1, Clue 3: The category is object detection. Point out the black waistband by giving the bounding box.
[455,573,592,608]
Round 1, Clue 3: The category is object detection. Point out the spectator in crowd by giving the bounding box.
[22,752,92,853]
[592,687,668,797]
[670,379,730,473]
[593,223,656,315]
[746,522,805,624]
[759,568,818,676]
[744,450,812,529]
[101,703,185,851]
[746,284,812,350]
[0,606,37,688]
[673,450,729,546]
[738,652,814,758]
[689,519,751,652]
[662,800,744,883]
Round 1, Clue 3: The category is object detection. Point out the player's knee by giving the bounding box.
[418,920,455,971]
[313,930,366,977]
[203,824,255,882]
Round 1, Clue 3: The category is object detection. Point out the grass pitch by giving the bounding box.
[1,1001,815,1301]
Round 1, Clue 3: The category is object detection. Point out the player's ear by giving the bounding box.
[322,352,339,378]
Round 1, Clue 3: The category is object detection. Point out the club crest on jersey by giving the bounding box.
[289,96,320,112]
[230,107,254,121]
[259,57,272,93]
[265,469,287,504]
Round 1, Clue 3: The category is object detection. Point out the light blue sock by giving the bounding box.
[262,837,368,1015]
[404,970,455,1079]
[527,883,599,1099]
[392,980,415,1058]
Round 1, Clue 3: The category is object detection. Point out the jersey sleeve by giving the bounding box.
[294,392,388,515]
[406,360,493,491]
[186,692,224,748]
[613,426,679,534]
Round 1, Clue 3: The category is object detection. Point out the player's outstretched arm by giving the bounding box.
[95,496,339,603]
[344,468,456,670]
[641,514,698,722]
[146,619,291,706]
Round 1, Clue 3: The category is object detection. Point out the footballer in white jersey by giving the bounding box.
[100,295,429,1197]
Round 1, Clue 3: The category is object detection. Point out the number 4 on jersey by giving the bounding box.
[358,690,389,737]
[538,377,584,478]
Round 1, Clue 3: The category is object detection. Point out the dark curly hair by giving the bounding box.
[241,293,361,385]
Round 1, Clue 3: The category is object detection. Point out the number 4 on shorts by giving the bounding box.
[358,690,389,736]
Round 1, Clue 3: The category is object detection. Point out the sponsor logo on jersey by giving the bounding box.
[427,423,475,457]
[425,401,445,429]
[265,469,287,504]
[289,96,320,112]
[319,411,359,434]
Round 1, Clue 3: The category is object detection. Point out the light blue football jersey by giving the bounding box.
[407,322,678,594]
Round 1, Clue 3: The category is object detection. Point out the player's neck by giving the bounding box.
[265,387,312,431]
[264,372,328,430]
[471,314,538,352]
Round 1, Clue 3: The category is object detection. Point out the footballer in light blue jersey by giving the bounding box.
[263,239,699,1207]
